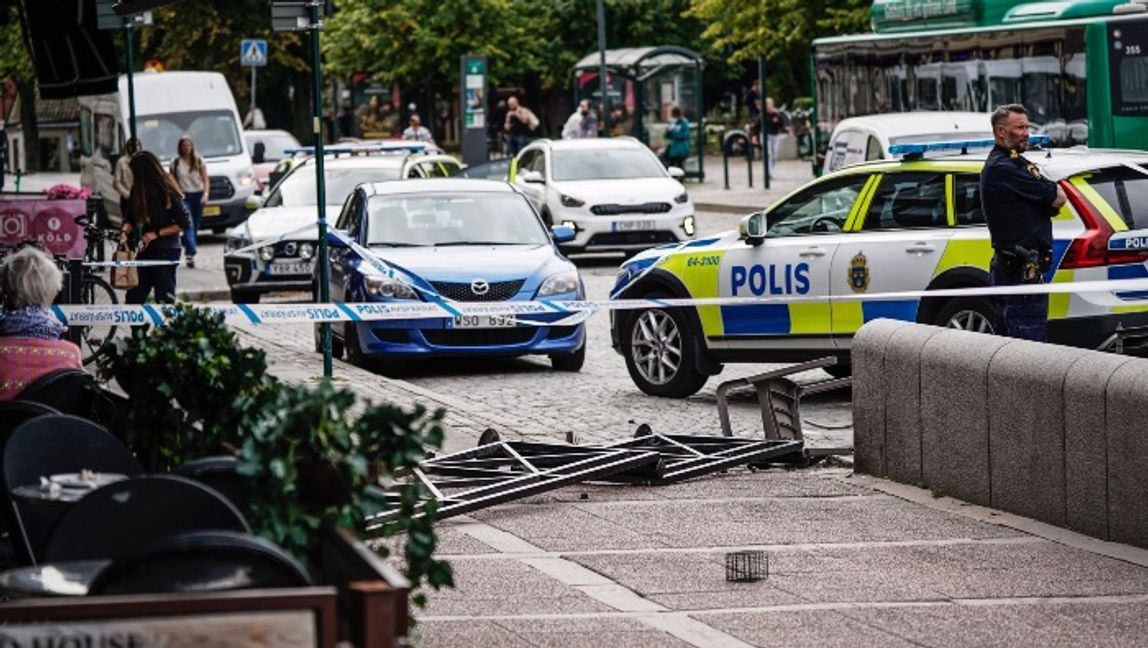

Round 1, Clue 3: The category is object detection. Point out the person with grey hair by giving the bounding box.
[980,103,1068,341]
[0,246,82,400]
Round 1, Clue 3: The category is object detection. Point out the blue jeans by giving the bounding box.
[181,191,204,257]
[508,134,529,155]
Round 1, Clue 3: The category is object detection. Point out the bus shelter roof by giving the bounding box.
[573,46,704,74]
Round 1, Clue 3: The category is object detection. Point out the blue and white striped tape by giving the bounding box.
[50,276,1148,327]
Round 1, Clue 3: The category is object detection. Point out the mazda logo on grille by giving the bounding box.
[471,279,490,295]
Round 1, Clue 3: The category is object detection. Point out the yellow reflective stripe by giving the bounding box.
[844,175,880,232]
[933,239,992,277]
[944,174,955,227]
[1048,270,1074,319]
[832,300,865,334]
[1070,176,1127,231]
[789,302,832,334]
[508,157,518,182]
[659,252,724,336]
[1112,304,1148,314]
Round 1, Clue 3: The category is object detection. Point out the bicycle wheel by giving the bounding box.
[79,276,119,365]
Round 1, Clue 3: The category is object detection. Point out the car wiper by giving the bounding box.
[434,241,523,246]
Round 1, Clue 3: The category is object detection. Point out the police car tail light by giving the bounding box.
[1060,181,1121,269]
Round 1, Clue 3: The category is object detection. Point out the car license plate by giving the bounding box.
[203,205,222,217]
[451,314,517,329]
[266,261,313,275]
[612,220,655,232]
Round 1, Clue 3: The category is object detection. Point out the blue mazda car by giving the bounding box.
[316,178,586,371]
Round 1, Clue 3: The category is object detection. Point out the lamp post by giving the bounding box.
[309,0,331,378]
[596,0,609,135]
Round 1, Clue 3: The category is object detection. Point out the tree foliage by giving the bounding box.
[687,0,869,99]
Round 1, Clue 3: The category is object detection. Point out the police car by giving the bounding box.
[224,143,462,303]
[610,139,1148,397]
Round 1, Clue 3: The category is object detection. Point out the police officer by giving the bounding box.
[980,104,1067,341]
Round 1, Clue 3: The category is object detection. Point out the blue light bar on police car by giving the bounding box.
[283,141,429,157]
[888,135,1049,157]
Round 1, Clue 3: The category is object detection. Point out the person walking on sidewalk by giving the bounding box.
[123,151,190,304]
[170,136,209,269]
[504,96,538,155]
[112,138,141,224]
[764,98,786,174]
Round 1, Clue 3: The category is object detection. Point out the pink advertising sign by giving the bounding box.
[0,198,87,259]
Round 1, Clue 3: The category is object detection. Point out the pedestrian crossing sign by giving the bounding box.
[241,39,268,67]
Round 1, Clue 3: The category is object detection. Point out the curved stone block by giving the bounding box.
[1063,353,1137,540]
[987,341,1088,526]
[879,323,946,484]
[852,319,913,476]
[920,329,1011,505]
[1105,359,1148,548]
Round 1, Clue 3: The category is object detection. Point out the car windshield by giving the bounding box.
[265,165,402,208]
[551,148,666,181]
[246,133,299,161]
[137,110,242,160]
[366,193,549,247]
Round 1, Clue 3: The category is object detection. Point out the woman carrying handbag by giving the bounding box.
[120,151,191,304]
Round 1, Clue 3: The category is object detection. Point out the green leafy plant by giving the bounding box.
[236,380,454,600]
[95,304,275,468]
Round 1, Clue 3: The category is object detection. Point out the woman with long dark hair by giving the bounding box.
[121,151,190,304]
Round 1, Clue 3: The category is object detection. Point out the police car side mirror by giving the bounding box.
[667,166,685,180]
[550,225,576,244]
[245,194,264,211]
[326,229,350,249]
[739,212,767,246]
[521,170,544,184]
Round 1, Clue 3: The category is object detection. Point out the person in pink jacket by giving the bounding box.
[0,246,82,400]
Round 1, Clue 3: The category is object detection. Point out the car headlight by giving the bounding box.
[258,245,275,262]
[366,276,417,300]
[537,270,580,297]
[298,242,315,260]
[226,234,251,252]
[237,168,255,186]
[675,192,689,204]
[560,194,585,208]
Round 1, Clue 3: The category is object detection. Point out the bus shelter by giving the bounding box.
[573,47,705,180]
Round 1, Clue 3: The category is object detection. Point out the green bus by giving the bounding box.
[812,0,1148,154]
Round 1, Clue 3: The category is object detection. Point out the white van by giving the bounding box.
[79,71,256,230]
[824,112,994,173]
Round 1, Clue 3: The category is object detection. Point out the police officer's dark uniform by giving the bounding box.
[979,144,1059,341]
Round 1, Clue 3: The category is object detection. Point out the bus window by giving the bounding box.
[1111,21,1148,116]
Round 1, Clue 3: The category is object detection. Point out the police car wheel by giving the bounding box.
[623,303,708,398]
[344,321,368,366]
[936,298,997,335]
[313,323,344,358]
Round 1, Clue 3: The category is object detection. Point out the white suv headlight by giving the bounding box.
[674,191,689,204]
[366,276,417,300]
[537,271,580,297]
[560,194,585,208]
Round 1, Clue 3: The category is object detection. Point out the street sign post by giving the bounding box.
[96,0,151,144]
[459,55,486,166]
[240,39,268,126]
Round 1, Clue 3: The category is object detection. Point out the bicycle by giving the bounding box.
[72,204,120,366]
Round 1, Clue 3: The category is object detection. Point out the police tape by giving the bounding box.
[83,260,182,267]
[50,276,1148,327]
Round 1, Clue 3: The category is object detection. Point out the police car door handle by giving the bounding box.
[905,243,936,254]
[799,246,827,257]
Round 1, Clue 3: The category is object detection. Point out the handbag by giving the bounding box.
[110,242,139,290]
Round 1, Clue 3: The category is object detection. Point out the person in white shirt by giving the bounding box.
[401,114,435,145]
[170,136,209,268]
[562,100,599,139]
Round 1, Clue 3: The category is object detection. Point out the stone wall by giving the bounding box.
[853,319,1148,547]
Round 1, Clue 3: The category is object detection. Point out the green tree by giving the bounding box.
[0,14,39,172]
[134,0,313,140]
[687,0,869,101]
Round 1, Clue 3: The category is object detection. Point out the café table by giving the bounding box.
[0,559,110,597]
[10,473,129,507]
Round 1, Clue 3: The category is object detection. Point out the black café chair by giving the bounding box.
[15,369,97,420]
[44,475,250,563]
[88,530,311,596]
[174,456,251,516]
[2,414,144,565]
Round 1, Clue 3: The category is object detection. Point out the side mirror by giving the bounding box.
[550,225,576,244]
[667,166,685,180]
[245,194,264,211]
[739,211,767,246]
[252,142,266,165]
[326,229,350,248]
[521,170,544,184]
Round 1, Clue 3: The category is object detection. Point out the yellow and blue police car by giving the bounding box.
[610,139,1148,397]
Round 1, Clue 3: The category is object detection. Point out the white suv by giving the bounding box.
[512,138,696,254]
